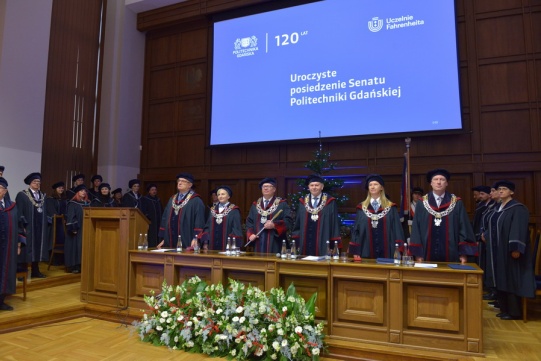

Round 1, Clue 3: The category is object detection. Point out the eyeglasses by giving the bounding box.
[177,180,192,184]
[261,185,275,189]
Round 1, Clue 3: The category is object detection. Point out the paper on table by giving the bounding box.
[414,263,438,268]
[301,256,326,261]
[150,248,176,253]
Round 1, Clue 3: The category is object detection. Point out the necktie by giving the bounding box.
[0,200,4,209]
[436,197,442,207]
[312,197,318,208]
[264,199,269,208]
[34,192,39,200]
[372,200,379,212]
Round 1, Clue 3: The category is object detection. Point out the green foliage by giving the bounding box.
[134,276,325,360]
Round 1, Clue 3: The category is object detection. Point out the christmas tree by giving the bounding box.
[288,134,349,225]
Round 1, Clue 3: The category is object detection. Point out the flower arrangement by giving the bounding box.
[134,276,325,360]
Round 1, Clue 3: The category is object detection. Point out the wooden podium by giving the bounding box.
[81,207,149,308]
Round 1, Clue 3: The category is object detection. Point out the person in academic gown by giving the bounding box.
[90,183,116,207]
[141,183,163,248]
[471,186,493,292]
[409,169,477,262]
[121,179,145,212]
[65,174,85,200]
[349,174,405,258]
[246,178,292,254]
[45,181,67,266]
[198,186,243,251]
[16,172,48,278]
[480,185,500,300]
[291,175,341,257]
[157,173,205,249]
[0,177,25,311]
[489,180,535,320]
[111,188,123,207]
[87,174,103,201]
[65,185,90,273]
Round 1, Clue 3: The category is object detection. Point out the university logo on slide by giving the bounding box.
[234,36,258,50]
[368,17,383,32]
[233,36,259,58]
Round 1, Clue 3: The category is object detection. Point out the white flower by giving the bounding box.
[231,349,236,356]
[235,338,242,344]
[277,329,283,336]
[268,324,274,332]
[295,326,303,333]
[232,316,239,322]
[255,348,263,356]
[166,317,172,323]
[282,306,288,312]
[156,325,163,331]
[272,341,280,351]
[174,336,178,342]
[216,308,223,314]
[253,319,259,324]
[312,348,320,355]
[236,306,244,313]
[159,318,165,323]
[281,339,288,346]
[187,321,193,327]
[186,341,194,347]
[271,354,277,360]
[239,316,245,323]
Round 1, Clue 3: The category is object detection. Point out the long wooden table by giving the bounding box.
[126,251,483,356]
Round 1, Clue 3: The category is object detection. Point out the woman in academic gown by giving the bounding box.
[197,186,243,251]
[65,185,90,274]
[489,180,536,320]
[90,183,116,207]
[349,174,405,258]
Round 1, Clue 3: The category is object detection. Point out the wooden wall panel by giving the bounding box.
[474,0,524,13]
[148,102,178,134]
[480,109,533,153]
[179,98,206,131]
[476,15,525,59]
[149,34,179,66]
[478,62,529,105]
[149,67,178,99]
[179,63,206,95]
[180,28,207,61]
[137,0,541,230]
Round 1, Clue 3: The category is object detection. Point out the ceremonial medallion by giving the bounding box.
[311,214,319,222]
[434,213,442,226]
[260,216,267,224]
[371,215,378,228]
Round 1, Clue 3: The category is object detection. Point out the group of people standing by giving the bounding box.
[0,169,165,311]
[157,173,342,257]
[471,182,536,320]
[1,166,536,316]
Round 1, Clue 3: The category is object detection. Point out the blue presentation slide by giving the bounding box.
[211,0,461,146]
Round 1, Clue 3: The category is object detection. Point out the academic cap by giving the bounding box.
[426,168,450,183]
[365,174,384,190]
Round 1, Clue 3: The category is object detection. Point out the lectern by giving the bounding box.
[81,207,149,307]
